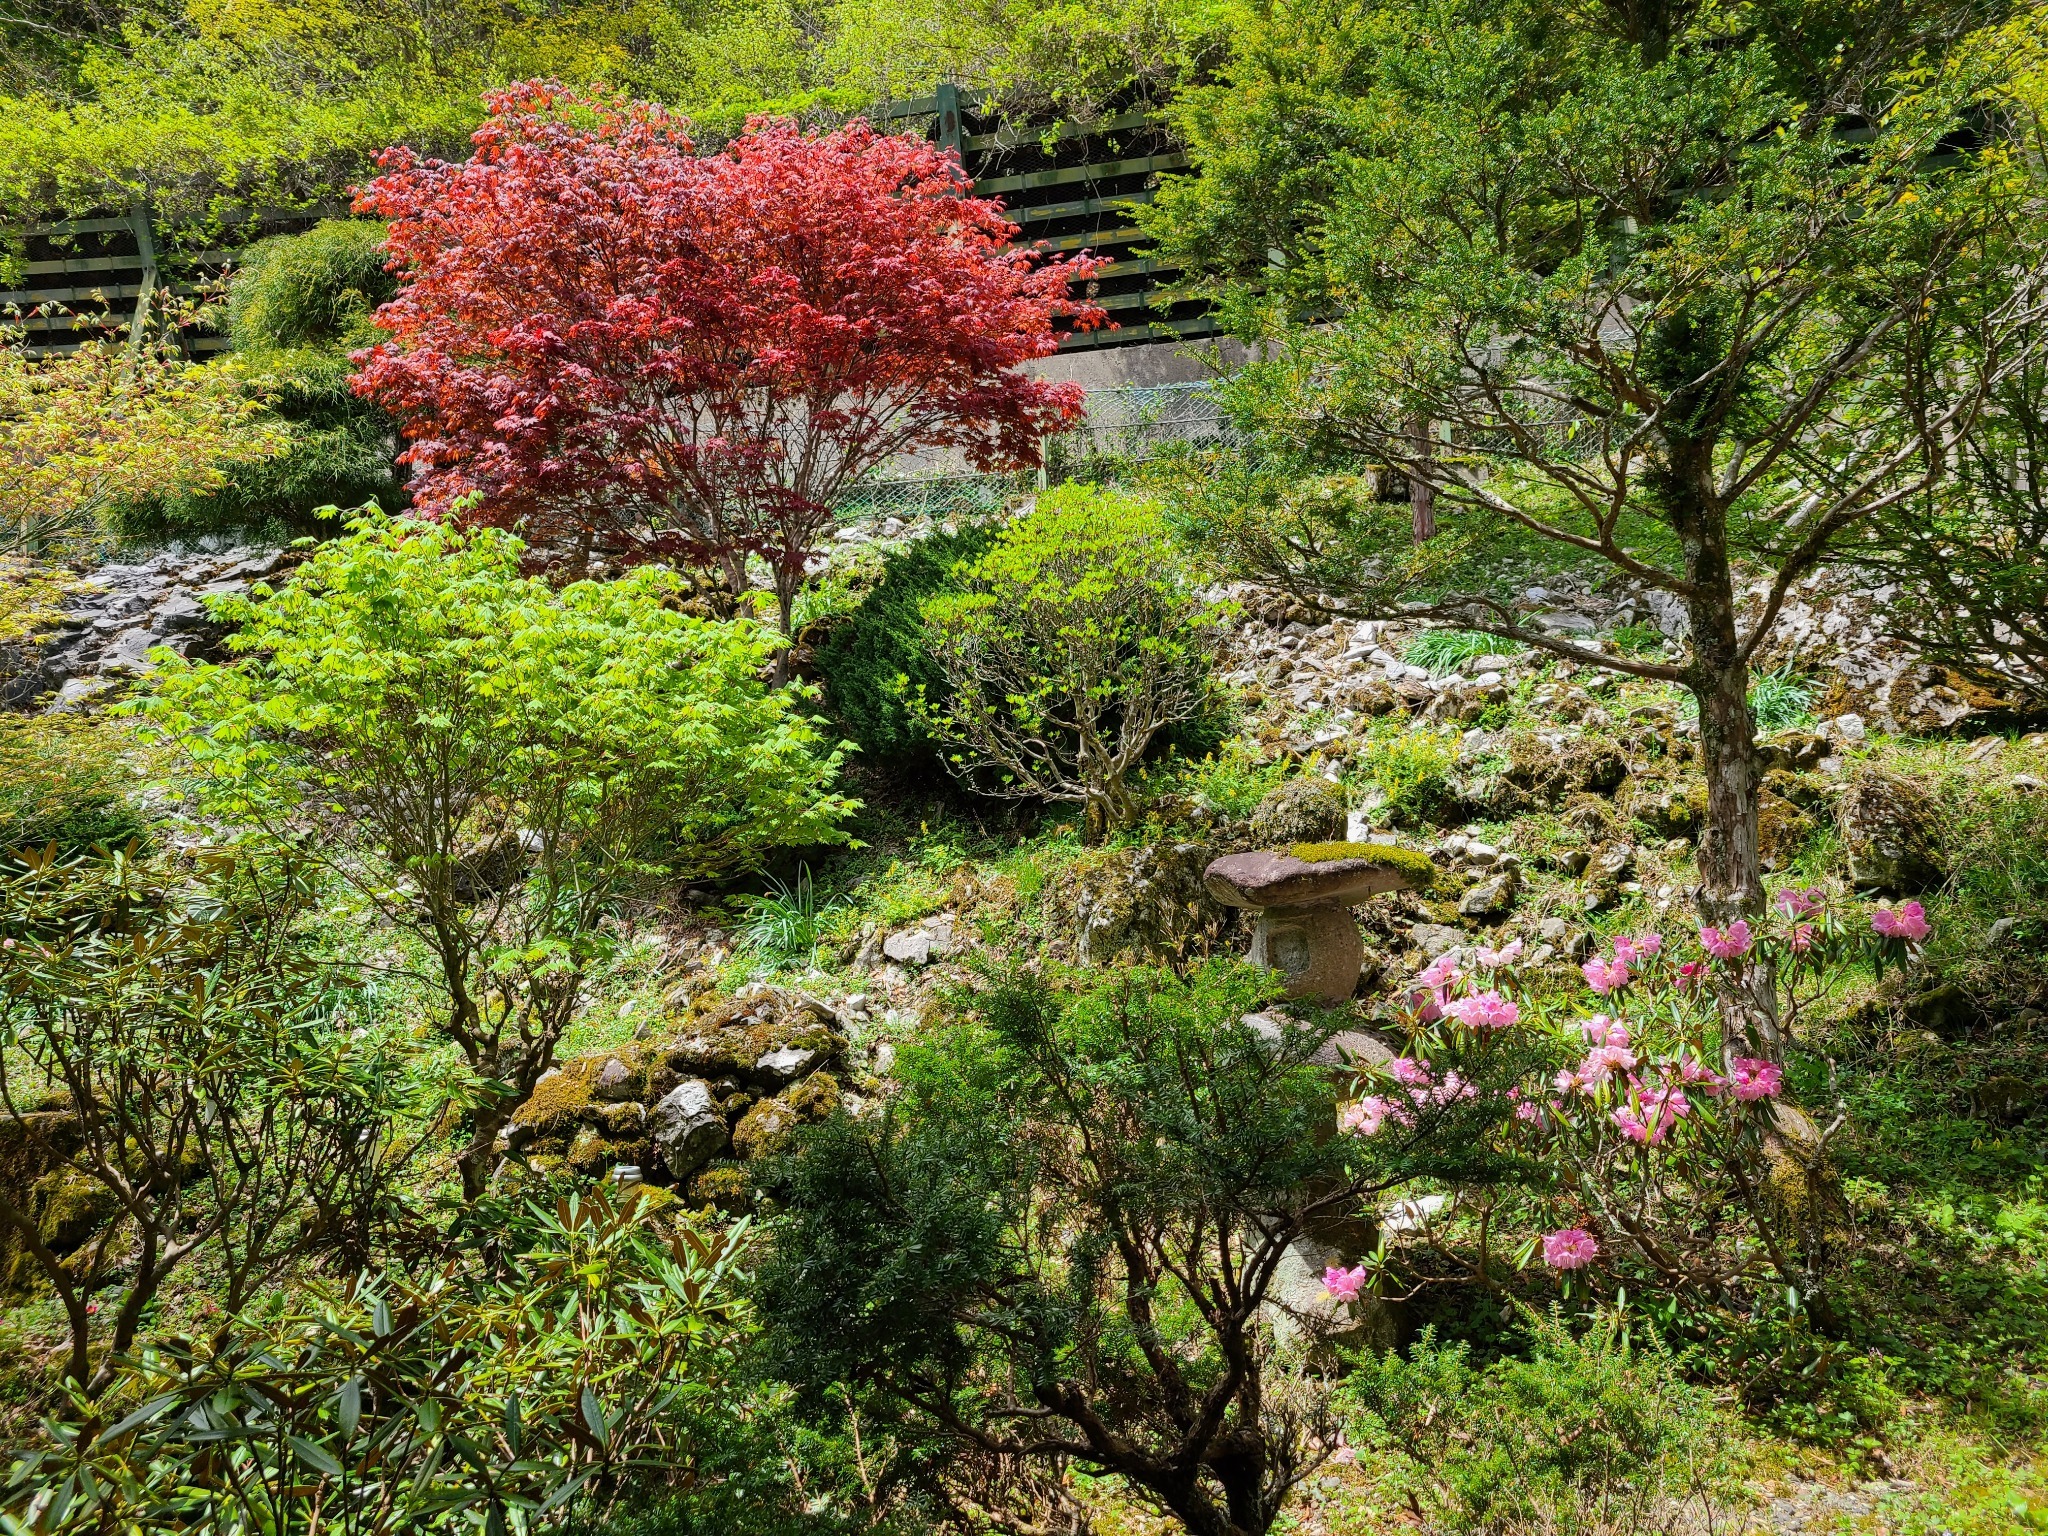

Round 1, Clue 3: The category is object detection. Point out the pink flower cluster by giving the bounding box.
[1611,1083,1691,1144]
[1871,901,1929,943]
[1323,1263,1369,1302]
[1443,989,1520,1030]
[1342,1055,1483,1138]
[1542,1228,1599,1270]
[1698,920,1752,961]
[1727,1057,1783,1101]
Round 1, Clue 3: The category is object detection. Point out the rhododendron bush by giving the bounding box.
[1335,887,1934,1320]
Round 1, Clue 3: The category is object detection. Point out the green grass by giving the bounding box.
[734,866,845,968]
[1404,628,1524,677]
[1750,663,1818,731]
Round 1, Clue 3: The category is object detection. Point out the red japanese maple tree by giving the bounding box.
[351,82,1106,633]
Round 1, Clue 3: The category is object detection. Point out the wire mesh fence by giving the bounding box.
[833,381,1238,523]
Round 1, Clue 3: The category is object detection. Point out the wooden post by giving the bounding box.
[123,201,158,376]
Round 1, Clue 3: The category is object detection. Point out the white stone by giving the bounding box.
[882,930,933,965]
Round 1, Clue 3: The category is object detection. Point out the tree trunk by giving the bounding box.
[1407,415,1436,542]
[1682,543,1784,1058]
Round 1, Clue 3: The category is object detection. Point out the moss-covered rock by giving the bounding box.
[732,1097,803,1161]
[34,1167,119,1254]
[688,1163,753,1214]
[1286,841,1437,890]
[1248,777,1347,845]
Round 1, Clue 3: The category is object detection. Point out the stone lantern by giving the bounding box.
[1204,843,1433,1003]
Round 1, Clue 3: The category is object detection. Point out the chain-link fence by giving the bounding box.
[834,381,1238,522]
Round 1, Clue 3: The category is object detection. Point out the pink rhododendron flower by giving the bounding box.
[1542,1228,1599,1270]
[1675,960,1706,989]
[1789,922,1817,953]
[1776,887,1822,918]
[1699,921,1753,961]
[1582,957,1631,994]
[1611,1102,1666,1143]
[1444,990,1520,1029]
[1430,1071,1479,1104]
[1341,1095,1411,1136]
[1323,1263,1369,1302]
[1871,902,1930,943]
[1415,953,1461,990]
[1728,1057,1783,1101]
[1388,1057,1433,1087]
[1475,939,1524,968]
[1611,932,1663,965]
[1515,1098,1545,1123]
[1579,1015,1630,1048]
[1673,1057,1725,1093]
[1583,1043,1638,1078]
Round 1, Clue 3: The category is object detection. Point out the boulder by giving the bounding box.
[1458,871,1519,921]
[1840,770,1943,894]
[882,929,933,965]
[752,1044,820,1088]
[653,1080,730,1179]
[1059,840,1223,964]
[732,1096,802,1160]
[1247,777,1348,846]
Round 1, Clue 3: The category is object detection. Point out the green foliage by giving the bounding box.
[734,865,845,968]
[1346,1310,1736,1534]
[916,486,1224,841]
[757,959,1528,1534]
[1357,722,1460,827]
[0,843,416,1388]
[1748,664,1817,732]
[5,1189,752,1533]
[1404,628,1521,677]
[228,219,394,351]
[811,524,995,777]
[1289,840,1436,886]
[0,716,149,856]
[139,511,854,1195]
[116,221,403,539]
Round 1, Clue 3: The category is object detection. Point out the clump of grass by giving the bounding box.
[734,865,844,967]
[1610,622,1668,657]
[1750,664,1817,731]
[1404,628,1523,677]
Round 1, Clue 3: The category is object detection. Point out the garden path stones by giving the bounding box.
[1205,845,1430,1003]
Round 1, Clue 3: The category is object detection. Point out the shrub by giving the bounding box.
[227,219,396,350]
[756,960,1529,1536]
[811,524,995,775]
[1358,723,1460,826]
[0,717,148,855]
[1404,628,1521,677]
[115,221,403,539]
[5,1189,751,1533]
[141,512,856,1198]
[1346,1310,1736,1534]
[916,486,1225,842]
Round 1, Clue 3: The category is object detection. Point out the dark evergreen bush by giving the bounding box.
[116,220,404,541]
[811,525,995,777]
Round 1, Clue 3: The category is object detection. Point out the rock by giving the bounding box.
[732,1096,802,1160]
[882,929,933,965]
[1987,916,2017,948]
[1409,922,1467,958]
[1535,611,1598,635]
[1758,731,1829,772]
[33,1166,118,1254]
[453,830,541,902]
[1756,793,1815,871]
[1207,845,1433,1004]
[1264,1231,1395,1360]
[1906,982,1981,1039]
[1246,906,1365,1003]
[1247,777,1348,845]
[1840,770,1943,894]
[752,1044,820,1088]
[1588,842,1637,885]
[590,1057,640,1102]
[653,1080,730,1179]
[1060,840,1222,964]
[1458,871,1519,921]
[1205,846,1434,910]
[1827,713,1867,744]
[1538,917,1569,942]
[1972,1076,2039,1124]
